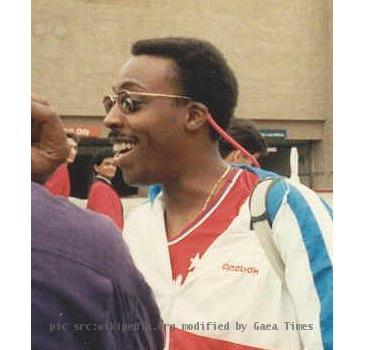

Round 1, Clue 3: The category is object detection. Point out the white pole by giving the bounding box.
[290,147,300,183]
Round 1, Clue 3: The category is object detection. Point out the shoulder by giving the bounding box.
[88,180,113,197]
[50,164,69,182]
[126,199,153,226]
[44,164,69,191]
[58,163,68,174]
[32,182,129,281]
[124,199,155,238]
[263,178,332,225]
[90,180,108,191]
[233,164,279,180]
[50,163,68,176]
[32,183,163,345]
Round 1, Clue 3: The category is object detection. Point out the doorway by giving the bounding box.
[260,141,313,187]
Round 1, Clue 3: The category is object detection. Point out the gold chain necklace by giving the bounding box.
[201,166,231,212]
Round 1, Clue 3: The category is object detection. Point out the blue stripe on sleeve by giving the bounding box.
[266,180,287,226]
[267,184,333,350]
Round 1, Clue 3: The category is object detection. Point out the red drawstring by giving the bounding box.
[206,114,260,168]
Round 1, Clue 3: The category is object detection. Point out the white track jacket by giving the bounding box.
[123,166,333,350]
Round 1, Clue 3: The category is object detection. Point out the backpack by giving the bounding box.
[248,147,301,283]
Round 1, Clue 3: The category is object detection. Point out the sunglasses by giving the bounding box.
[105,89,192,114]
[103,89,260,167]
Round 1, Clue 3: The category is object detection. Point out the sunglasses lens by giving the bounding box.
[118,93,135,114]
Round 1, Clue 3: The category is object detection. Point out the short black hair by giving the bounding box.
[219,118,267,158]
[131,37,238,140]
[65,131,80,144]
[93,149,115,167]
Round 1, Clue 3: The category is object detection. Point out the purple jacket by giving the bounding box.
[32,182,164,350]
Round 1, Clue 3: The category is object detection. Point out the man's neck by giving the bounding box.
[162,153,229,239]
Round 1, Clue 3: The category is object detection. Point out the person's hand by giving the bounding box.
[31,94,69,184]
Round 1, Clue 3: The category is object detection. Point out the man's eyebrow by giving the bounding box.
[113,80,147,92]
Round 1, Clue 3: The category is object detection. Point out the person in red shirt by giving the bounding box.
[87,150,124,230]
[44,131,79,197]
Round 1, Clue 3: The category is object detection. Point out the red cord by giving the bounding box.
[206,114,260,168]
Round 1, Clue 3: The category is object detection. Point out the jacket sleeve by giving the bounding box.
[266,179,333,350]
[32,250,164,350]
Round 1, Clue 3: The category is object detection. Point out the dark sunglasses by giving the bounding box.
[105,89,192,114]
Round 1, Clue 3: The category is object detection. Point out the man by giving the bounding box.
[104,37,332,350]
[44,131,79,197]
[219,118,268,165]
[32,95,164,349]
[87,149,124,230]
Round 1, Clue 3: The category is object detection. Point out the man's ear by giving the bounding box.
[94,165,99,174]
[184,103,208,133]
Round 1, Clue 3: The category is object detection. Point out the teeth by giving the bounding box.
[113,143,123,152]
[113,142,135,153]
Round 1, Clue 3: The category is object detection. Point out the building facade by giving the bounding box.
[32,0,332,189]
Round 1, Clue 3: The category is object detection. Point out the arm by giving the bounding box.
[267,180,333,350]
[32,214,162,350]
[32,251,163,350]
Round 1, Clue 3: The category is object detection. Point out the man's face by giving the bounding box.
[66,138,78,164]
[104,55,188,186]
[94,157,117,180]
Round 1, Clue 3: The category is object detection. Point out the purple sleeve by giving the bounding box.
[32,182,164,349]
[32,249,164,350]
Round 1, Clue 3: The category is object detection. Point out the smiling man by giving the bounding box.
[104,37,332,350]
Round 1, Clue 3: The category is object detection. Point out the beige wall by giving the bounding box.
[32,0,332,188]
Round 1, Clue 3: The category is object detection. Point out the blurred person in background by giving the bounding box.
[87,149,124,230]
[44,131,79,198]
[219,118,267,165]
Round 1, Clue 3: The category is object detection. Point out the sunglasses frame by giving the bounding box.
[107,89,192,114]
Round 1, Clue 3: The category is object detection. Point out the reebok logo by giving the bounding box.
[222,263,259,275]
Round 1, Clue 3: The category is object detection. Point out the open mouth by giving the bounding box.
[113,136,139,157]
